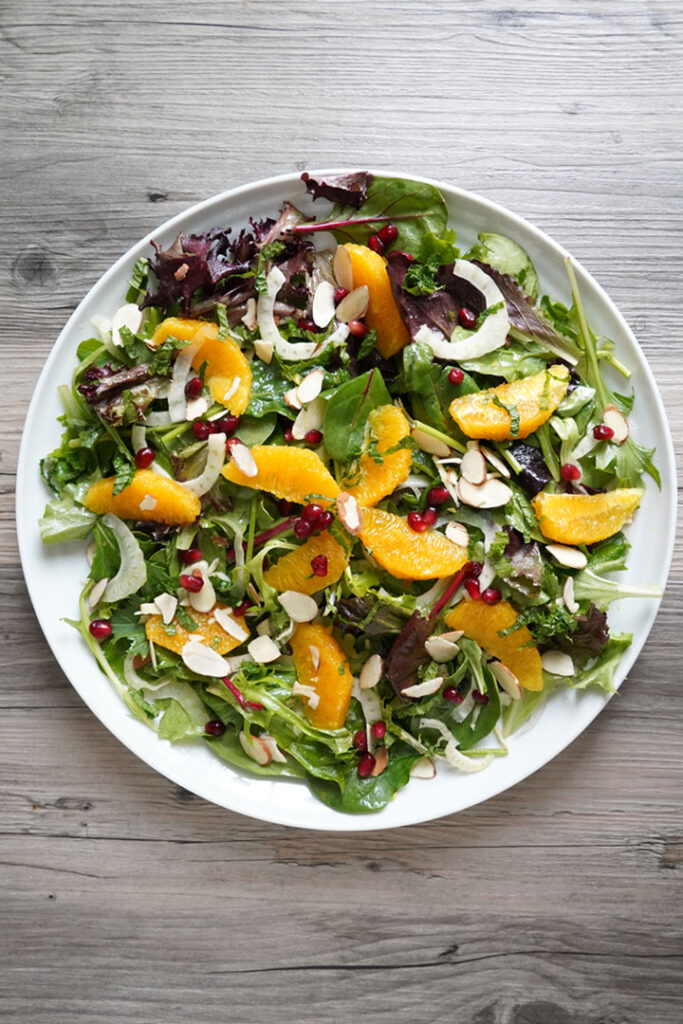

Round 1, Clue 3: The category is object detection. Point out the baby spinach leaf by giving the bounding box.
[308,743,418,813]
[332,176,449,252]
[402,341,477,437]
[247,360,295,419]
[323,368,391,462]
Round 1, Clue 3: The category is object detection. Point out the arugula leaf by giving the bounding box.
[323,369,391,462]
[112,451,135,496]
[331,176,449,252]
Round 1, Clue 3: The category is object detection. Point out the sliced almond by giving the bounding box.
[402,676,444,699]
[410,756,436,779]
[312,280,336,328]
[337,492,361,535]
[88,577,109,610]
[563,576,579,614]
[480,445,511,479]
[284,387,302,411]
[309,645,321,672]
[253,338,274,364]
[139,494,157,512]
[185,396,209,420]
[442,629,464,643]
[370,746,389,777]
[260,733,288,763]
[188,567,216,614]
[458,476,512,509]
[230,441,258,478]
[411,427,451,457]
[214,606,249,643]
[541,650,575,676]
[359,653,383,689]
[424,635,460,663]
[256,618,271,636]
[137,602,160,616]
[181,639,229,677]
[335,285,370,323]
[292,681,320,709]
[489,660,522,700]
[241,297,258,331]
[154,592,178,626]
[461,447,487,485]
[333,244,354,291]
[546,543,588,570]
[279,590,318,623]
[296,368,325,406]
[239,731,272,766]
[247,635,280,664]
[603,404,629,445]
[291,396,325,440]
[445,521,469,548]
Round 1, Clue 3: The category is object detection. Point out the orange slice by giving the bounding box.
[359,507,468,580]
[263,531,349,595]
[145,606,248,656]
[449,364,570,441]
[84,469,200,525]
[445,599,543,691]
[151,317,205,346]
[222,446,340,505]
[344,243,411,359]
[532,488,643,545]
[343,404,412,507]
[290,622,353,730]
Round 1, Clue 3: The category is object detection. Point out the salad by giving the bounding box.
[39,171,662,815]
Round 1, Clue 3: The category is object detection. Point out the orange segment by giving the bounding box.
[449,365,570,441]
[344,243,410,359]
[145,606,248,656]
[84,469,200,525]
[445,599,543,692]
[264,531,349,595]
[222,446,340,505]
[290,622,353,730]
[359,507,468,580]
[532,488,643,545]
[151,317,206,346]
[343,404,412,507]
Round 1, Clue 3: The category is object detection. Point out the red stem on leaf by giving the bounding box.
[222,676,264,713]
[429,564,471,621]
[225,516,296,563]
[289,213,420,235]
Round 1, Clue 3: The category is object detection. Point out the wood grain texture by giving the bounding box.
[1,1,682,1021]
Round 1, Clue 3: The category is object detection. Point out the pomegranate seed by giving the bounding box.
[427,485,450,506]
[316,510,334,531]
[353,729,368,750]
[407,511,427,533]
[310,554,328,577]
[448,366,464,385]
[193,420,213,441]
[357,752,376,778]
[297,317,318,333]
[472,689,489,705]
[368,234,385,254]
[216,414,240,436]
[304,429,323,445]
[232,600,252,617]
[89,618,112,640]
[458,307,477,330]
[185,377,202,399]
[378,223,399,245]
[371,720,386,739]
[467,562,483,578]
[302,503,324,523]
[179,573,203,593]
[560,463,582,482]
[443,686,463,704]
[134,446,155,469]
[293,518,313,540]
[593,423,615,441]
[481,587,502,605]
[283,428,294,443]
[204,720,225,737]
[334,287,348,303]
[347,319,368,338]
[422,506,438,527]
[465,579,481,600]
[278,499,297,516]
[179,547,202,565]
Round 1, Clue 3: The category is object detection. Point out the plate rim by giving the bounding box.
[16,168,678,831]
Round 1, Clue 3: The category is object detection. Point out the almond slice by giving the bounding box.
[458,476,512,509]
[292,681,320,709]
[291,396,325,440]
[370,746,389,777]
[546,543,588,570]
[284,387,302,411]
[230,440,258,478]
[239,731,272,766]
[411,427,451,457]
[88,577,109,610]
[247,635,280,664]
[181,639,229,677]
[480,445,511,479]
[603,403,629,445]
[279,590,319,623]
[563,576,579,614]
[359,653,383,689]
[489,660,522,700]
[253,338,274,364]
[312,281,336,328]
[241,297,258,331]
[424,635,460,663]
[410,756,436,779]
[333,244,354,291]
[154,592,178,626]
[461,446,487,485]
[402,676,444,699]
[541,650,575,676]
[296,368,324,406]
[335,285,369,323]
[337,492,361,535]
[445,521,469,548]
[260,733,288,763]
[213,606,249,643]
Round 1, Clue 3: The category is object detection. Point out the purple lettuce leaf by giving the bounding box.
[300,171,374,209]
[557,603,610,666]
[385,252,486,341]
[254,202,308,245]
[384,610,432,696]
[144,228,256,314]
[499,526,543,598]
[508,440,552,497]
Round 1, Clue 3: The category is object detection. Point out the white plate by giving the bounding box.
[16,170,676,831]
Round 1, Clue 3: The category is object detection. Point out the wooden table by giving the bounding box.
[2,2,682,1021]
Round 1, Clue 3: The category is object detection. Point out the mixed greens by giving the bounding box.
[40,171,661,814]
